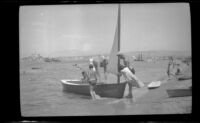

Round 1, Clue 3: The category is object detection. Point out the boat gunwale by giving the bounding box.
[61,79,127,86]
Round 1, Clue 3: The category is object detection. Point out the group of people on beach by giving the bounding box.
[80,53,145,99]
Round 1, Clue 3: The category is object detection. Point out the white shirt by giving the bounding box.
[121,67,144,87]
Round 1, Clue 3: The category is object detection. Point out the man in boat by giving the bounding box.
[118,64,144,98]
[89,58,101,82]
[100,55,108,80]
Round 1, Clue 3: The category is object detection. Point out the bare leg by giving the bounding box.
[126,82,133,98]
[90,86,96,100]
[104,71,107,80]
[104,67,107,80]
[96,69,101,82]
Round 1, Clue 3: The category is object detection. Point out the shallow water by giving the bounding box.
[20,60,189,116]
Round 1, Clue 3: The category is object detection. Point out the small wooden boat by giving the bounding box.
[147,81,161,89]
[61,80,127,98]
[167,88,192,98]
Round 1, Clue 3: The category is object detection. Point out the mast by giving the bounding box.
[117,4,121,84]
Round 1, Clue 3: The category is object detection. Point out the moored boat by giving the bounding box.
[167,88,192,98]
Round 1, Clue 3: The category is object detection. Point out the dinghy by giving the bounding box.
[61,5,127,98]
[147,81,161,89]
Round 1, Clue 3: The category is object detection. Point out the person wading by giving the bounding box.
[80,65,100,100]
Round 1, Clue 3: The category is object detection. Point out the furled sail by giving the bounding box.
[107,5,120,76]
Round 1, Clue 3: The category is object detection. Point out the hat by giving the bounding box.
[117,53,125,59]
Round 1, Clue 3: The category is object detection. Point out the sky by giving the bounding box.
[20,3,191,57]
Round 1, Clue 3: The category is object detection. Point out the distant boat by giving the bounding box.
[61,5,127,98]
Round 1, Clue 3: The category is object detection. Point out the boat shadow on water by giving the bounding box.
[62,90,92,100]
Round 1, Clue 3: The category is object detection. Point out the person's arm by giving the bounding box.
[117,70,123,77]
[94,72,98,80]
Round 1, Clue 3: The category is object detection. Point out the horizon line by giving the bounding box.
[21,49,191,58]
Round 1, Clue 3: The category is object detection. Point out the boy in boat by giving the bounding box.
[118,64,144,98]
[81,70,89,83]
[89,58,101,82]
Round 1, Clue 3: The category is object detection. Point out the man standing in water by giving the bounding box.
[89,58,101,82]
[81,64,98,99]
[100,55,108,80]
[88,64,98,99]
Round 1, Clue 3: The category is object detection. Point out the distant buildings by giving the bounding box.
[21,52,191,64]
[21,53,44,62]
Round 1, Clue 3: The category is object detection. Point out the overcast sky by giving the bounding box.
[20,3,191,57]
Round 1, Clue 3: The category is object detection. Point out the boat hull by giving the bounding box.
[167,89,192,98]
[61,80,127,98]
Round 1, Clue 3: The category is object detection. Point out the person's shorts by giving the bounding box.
[89,80,97,86]
[128,80,140,87]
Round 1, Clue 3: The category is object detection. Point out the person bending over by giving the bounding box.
[118,65,144,98]
[88,64,98,99]
[117,53,136,75]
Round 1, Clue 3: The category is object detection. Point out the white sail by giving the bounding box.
[107,6,120,75]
